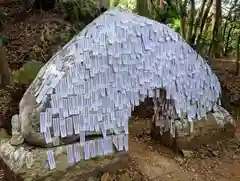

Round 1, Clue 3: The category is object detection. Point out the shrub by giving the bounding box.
[12,60,44,86]
[57,0,99,23]
[0,8,7,29]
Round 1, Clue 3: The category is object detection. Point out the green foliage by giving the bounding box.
[57,0,99,23]
[110,0,120,7]
[12,61,44,85]
[0,35,9,46]
[0,8,7,29]
[116,0,136,12]
[171,19,181,33]
[151,0,179,25]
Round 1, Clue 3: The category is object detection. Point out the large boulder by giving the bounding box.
[7,8,233,173]
[0,140,127,181]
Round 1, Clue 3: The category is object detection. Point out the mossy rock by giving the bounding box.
[12,61,44,86]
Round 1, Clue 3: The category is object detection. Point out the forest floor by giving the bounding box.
[1,1,240,181]
[118,118,240,181]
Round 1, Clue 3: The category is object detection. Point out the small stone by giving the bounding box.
[87,177,98,181]
[10,133,24,146]
[101,173,111,181]
[175,156,185,164]
[133,171,143,180]
[0,128,9,139]
[119,172,131,181]
[182,150,194,158]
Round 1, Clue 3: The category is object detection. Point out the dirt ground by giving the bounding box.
[1,1,240,181]
[0,0,73,70]
[117,118,240,181]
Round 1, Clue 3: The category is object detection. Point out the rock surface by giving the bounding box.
[151,105,236,150]
[0,139,128,181]
[12,8,221,149]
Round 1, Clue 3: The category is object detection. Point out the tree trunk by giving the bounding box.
[147,0,153,15]
[198,20,211,54]
[222,0,238,43]
[236,34,240,76]
[186,0,195,44]
[209,0,222,58]
[137,0,151,18]
[0,44,11,88]
[100,0,109,9]
[223,26,235,56]
[159,0,164,10]
[196,0,213,49]
[179,0,188,39]
[192,0,207,44]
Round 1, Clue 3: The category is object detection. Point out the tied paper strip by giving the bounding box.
[47,151,56,170]
[60,118,67,138]
[79,131,85,146]
[97,139,104,156]
[53,118,60,137]
[112,135,119,150]
[67,144,75,166]
[84,141,91,160]
[73,115,80,134]
[73,143,81,163]
[44,127,52,144]
[66,117,73,136]
[123,134,129,151]
[40,112,46,133]
[89,140,97,158]
[117,134,124,151]
[52,136,60,146]
[46,109,53,127]
[99,122,107,138]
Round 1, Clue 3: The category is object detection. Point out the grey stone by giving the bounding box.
[8,8,229,171]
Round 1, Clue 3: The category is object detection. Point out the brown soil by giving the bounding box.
[109,118,240,181]
[211,58,240,117]
[0,0,72,70]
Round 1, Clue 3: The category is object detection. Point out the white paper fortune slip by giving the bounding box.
[79,131,85,146]
[44,127,52,144]
[72,115,80,134]
[46,109,53,127]
[52,118,60,137]
[67,144,75,166]
[47,151,56,170]
[66,117,73,136]
[52,136,60,146]
[89,140,97,158]
[97,139,104,156]
[73,143,81,163]
[103,138,109,156]
[117,134,124,151]
[84,141,90,160]
[123,134,129,151]
[112,135,119,150]
[59,118,67,138]
[40,112,46,133]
